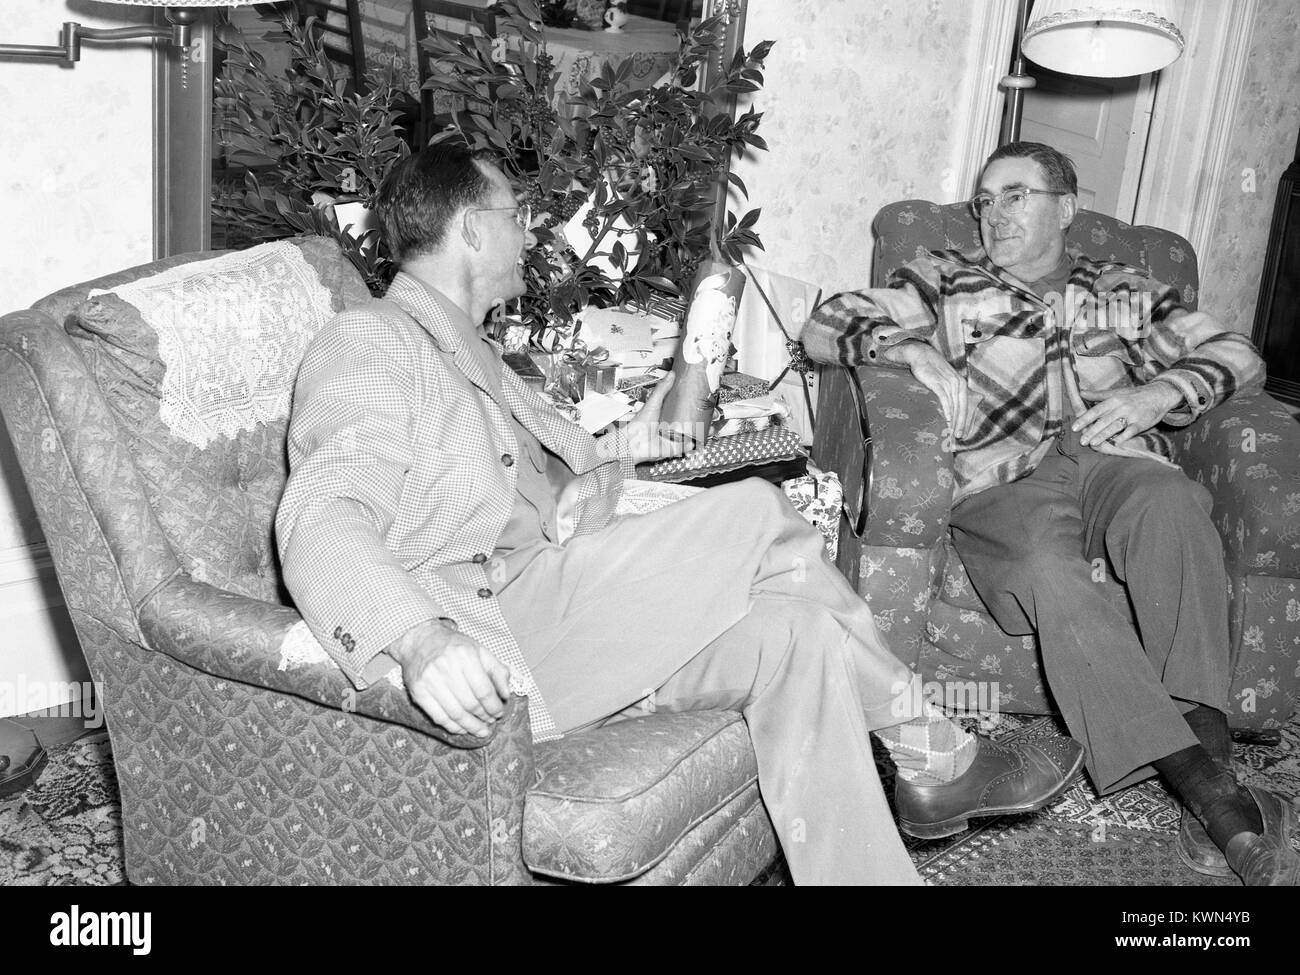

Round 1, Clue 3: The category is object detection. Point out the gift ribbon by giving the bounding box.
[561,341,611,369]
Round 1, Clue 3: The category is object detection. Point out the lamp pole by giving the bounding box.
[998,0,1037,146]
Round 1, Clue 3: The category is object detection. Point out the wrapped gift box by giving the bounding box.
[636,425,805,487]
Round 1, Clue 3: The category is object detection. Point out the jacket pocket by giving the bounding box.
[1072,328,1141,365]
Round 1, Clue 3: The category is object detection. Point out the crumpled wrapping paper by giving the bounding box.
[780,464,843,562]
[613,466,844,561]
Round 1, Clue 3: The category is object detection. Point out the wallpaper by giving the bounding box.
[0,2,155,698]
[0,2,155,311]
[734,0,978,295]
[1198,0,1300,337]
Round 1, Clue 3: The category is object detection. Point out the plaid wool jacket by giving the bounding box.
[276,274,635,741]
[803,247,1266,503]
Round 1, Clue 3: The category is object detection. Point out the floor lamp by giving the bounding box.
[999,0,1186,147]
[0,0,258,64]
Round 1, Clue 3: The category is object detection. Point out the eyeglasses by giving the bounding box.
[970,187,1068,219]
[470,203,532,230]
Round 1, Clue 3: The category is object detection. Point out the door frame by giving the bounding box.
[1134,0,1259,258]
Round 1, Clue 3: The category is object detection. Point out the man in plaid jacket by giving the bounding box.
[276,143,1088,885]
[803,142,1296,886]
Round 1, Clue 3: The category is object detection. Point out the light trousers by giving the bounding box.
[497,478,925,885]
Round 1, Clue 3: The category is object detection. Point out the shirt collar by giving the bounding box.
[383,272,480,354]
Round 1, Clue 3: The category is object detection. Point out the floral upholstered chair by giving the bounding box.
[813,200,1300,738]
[0,238,779,884]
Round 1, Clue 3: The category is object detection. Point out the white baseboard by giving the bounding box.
[0,542,88,718]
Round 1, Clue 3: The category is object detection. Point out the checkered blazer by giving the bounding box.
[276,273,635,741]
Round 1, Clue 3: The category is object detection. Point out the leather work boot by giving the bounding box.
[1177,808,1233,877]
[1223,785,1300,886]
[896,734,1085,839]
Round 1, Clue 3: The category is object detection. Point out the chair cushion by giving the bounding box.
[523,709,759,882]
[52,237,369,603]
[935,536,986,612]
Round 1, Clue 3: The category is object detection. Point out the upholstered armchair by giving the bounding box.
[813,201,1300,737]
[0,238,778,884]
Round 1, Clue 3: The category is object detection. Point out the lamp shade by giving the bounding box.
[1022,0,1185,78]
[96,1,261,5]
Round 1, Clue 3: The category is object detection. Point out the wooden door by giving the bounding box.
[1018,64,1156,221]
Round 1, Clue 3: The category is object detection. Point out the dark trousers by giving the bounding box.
[949,431,1231,793]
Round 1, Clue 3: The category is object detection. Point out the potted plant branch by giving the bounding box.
[419,0,771,346]
[213,13,412,294]
[212,1,770,343]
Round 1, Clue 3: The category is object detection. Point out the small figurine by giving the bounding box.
[604,1,629,32]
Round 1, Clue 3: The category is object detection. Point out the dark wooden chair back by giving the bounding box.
[410,1,499,144]
[298,0,368,93]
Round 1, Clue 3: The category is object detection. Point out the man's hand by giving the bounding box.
[387,619,511,738]
[623,372,690,464]
[886,341,976,441]
[1072,382,1182,447]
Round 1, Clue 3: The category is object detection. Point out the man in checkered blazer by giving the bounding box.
[803,142,1297,886]
[277,144,1086,885]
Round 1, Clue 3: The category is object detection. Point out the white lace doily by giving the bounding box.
[278,621,405,689]
[614,479,704,517]
[91,241,337,449]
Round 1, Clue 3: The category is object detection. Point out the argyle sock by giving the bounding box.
[876,703,978,785]
[1155,744,1263,850]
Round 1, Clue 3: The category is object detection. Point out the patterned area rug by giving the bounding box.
[2,713,1296,886]
[0,732,123,886]
[891,711,1300,886]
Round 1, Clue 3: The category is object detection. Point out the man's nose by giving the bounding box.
[985,206,1009,227]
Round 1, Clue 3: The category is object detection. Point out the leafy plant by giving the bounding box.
[212,1,771,335]
[421,0,770,343]
[213,12,412,294]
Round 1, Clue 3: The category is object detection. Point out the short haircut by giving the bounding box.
[981,141,1078,195]
[376,143,499,264]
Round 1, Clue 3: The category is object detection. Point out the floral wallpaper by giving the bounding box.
[1178,0,1300,338]
[734,0,977,294]
[0,1,155,695]
[1,2,154,553]
[0,2,154,311]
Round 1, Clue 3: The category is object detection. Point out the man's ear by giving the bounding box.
[1059,193,1078,229]
[461,209,482,251]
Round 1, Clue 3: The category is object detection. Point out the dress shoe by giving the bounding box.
[896,733,1085,840]
[1223,785,1300,886]
[1176,808,1232,877]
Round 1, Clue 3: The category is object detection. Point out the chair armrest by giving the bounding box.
[813,365,956,549]
[1167,392,1300,578]
[138,574,529,751]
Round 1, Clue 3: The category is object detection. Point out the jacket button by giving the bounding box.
[477,587,493,598]
[501,453,515,467]
[472,553,487,564]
